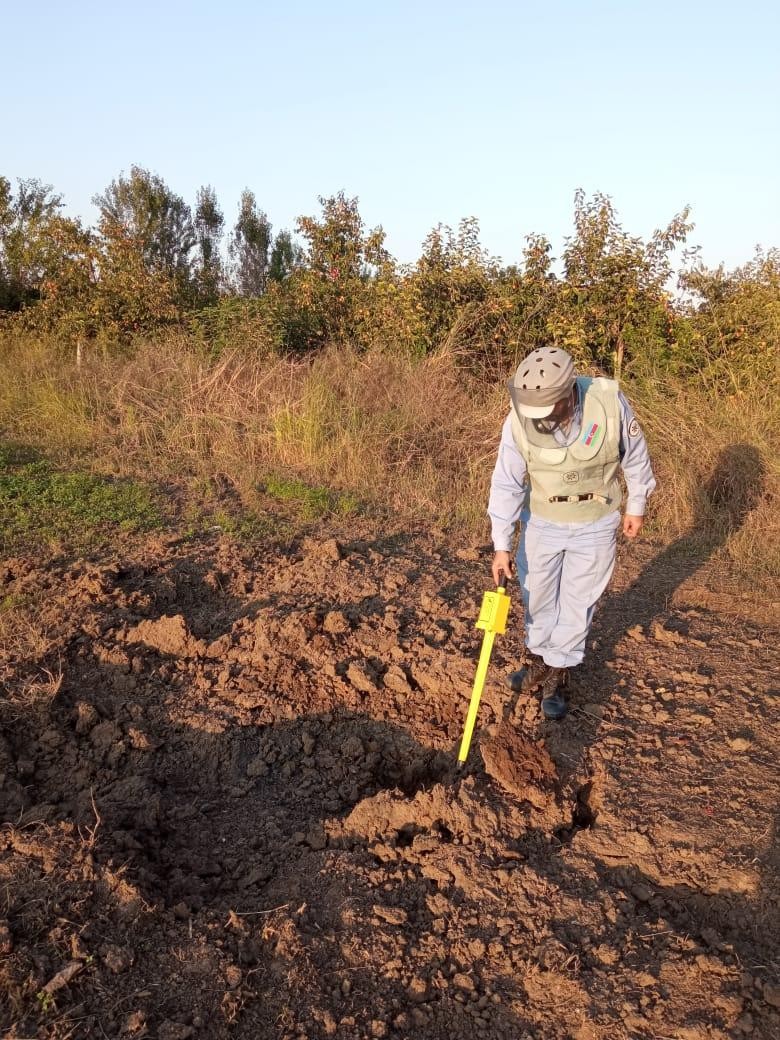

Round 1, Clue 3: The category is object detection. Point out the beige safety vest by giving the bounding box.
[509,376,623,522]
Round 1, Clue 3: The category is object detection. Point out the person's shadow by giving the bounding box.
[596,441,767,647]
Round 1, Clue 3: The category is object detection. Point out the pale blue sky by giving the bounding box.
[4,0,778,269]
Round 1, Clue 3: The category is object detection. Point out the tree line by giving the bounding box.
[1,168,777,385]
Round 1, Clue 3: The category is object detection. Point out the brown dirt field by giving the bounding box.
[1,517,778,1039]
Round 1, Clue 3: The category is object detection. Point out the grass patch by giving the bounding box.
[183,505,289,543]
[0,448,163,553]
[264,474,360,520]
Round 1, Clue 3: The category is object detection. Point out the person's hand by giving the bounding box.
[492,551,513,587]
[623,514,644,539]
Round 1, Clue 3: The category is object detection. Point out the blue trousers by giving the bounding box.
[515,512,620,668]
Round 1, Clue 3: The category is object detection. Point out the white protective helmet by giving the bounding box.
[509,347,576,419]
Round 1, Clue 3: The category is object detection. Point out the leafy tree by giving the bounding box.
[292,192,391,346]
[553,190,692,375]
[21,215,96,340]
[229,190,272,296]
[90,218,179,338]
[296,191,388,280]
[268,229,301,283]
[409,217,499,352]
[676,247,780,387]
[93,166,196,296]
[194,185,224,305]
[0,177,65,311]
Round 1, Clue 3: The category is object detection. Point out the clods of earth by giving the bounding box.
[1,519,778,1038]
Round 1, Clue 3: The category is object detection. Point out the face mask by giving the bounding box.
[532,389,576,434]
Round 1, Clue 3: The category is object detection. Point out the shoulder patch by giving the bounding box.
[628,418,641,438]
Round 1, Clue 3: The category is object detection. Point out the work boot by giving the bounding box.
[507,654,550,693]
[540,667,569,721]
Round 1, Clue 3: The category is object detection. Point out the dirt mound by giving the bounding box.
[1,523,778,1038]
[481,724,560,809]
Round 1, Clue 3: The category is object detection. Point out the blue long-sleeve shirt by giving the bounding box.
[487,388,656,552]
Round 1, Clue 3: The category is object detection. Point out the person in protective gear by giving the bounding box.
[488,347,656,720]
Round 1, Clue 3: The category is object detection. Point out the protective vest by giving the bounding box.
[509,376,622,522]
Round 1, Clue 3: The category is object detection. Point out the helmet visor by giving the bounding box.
[507,378,555,419]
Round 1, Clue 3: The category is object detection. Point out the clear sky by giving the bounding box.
[3,0,778,270]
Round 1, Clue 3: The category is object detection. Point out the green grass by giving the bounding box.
[203,508,287,541]
[0,444,162,553]
[264,474,360,520]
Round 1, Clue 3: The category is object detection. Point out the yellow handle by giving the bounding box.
[457,629,496,764]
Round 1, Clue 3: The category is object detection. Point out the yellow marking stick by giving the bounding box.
[457,579,511,764]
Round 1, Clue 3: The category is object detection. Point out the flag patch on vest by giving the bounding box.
[582,422,600,446]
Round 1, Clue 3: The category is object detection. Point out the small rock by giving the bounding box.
[583,703,606,718]
[341,735,365,759]
[319,1009,337,1036]
[383,665,411,693]
[631,883,654,903]
[453,972,476,992]
[407,976,428,1002]
[75,701,100,734]
[90,720,123,749]
[306,826,327,851]
[764,983,780,1008]
[127,615,195,657]
[127,727,153,751]
[679,669,712,687]
[347,663,376,694]
[102,944,133,974]
[411,834,440,855]
[728,737,751,752]
[426,892,449,916]
[370,1020,388,1038]
[373,905,408,925]
[689,712,713,725]
[224,964,242,989]
[320,538,343,561]
[626,625,645,642]
[322,610,350,635]
[121,1010,147,1035]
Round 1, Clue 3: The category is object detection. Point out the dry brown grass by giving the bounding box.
[0,331,777,582]
[631,371,780,580]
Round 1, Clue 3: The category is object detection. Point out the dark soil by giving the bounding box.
[1,518,778,1039]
